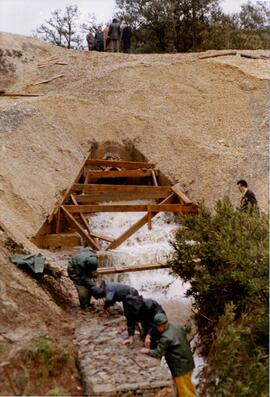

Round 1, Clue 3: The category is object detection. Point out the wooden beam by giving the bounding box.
[198,50,237,59]
[61,206,99,250]
[70,194,100,250]
[89,232,114,243]
[151,170,158,186]
[107,194,175,250]
[85,159,155,169]
[95,262,170,275]
[73,192,169,201]
[87,169,153,180]
[47,153,91,223]
[32,74,64,85]
[72,184,171,195]
[43,233,81,248]
[63,204,198,213]
[171,183,193,204]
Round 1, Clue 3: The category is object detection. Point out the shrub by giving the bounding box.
[169,197,269,395]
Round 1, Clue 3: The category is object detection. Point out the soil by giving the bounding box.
[0,32,269,395]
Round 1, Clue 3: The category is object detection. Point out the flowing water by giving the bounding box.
[89,201,204,384]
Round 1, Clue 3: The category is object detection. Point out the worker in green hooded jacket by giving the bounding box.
[67,249,98,309]
[140,312,196,397]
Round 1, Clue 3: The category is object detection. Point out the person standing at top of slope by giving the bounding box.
[108,18,121,52]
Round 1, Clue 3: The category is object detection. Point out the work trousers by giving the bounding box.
[75,284,93,309]
[173,371,196,397]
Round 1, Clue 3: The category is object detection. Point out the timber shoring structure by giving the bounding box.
[32,154,198,253]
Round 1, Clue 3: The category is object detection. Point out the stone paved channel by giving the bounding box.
[75,306,174,396]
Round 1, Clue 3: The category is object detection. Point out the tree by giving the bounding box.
[33,5,83,49]
[169,198,268,396]
[115,0,223,52]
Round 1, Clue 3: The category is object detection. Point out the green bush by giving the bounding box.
[169,198,269,395]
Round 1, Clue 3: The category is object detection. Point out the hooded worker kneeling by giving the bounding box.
[140,313,196,397]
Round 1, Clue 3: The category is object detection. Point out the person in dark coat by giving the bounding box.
[123,294,165,348]
[86,29,95,51]
[91,282,139,312]
[67,249,98,309]
[140,313,196,397]
[237,179,259,214]
[108,18,121,52]
[121,22,131,53]
[94,26,104,51]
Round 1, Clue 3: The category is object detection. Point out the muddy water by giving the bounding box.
[89,201,204,384]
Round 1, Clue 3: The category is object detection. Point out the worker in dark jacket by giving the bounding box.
[123,294,165,348]
[140,313,196,397]
[91,282,139,312]
[67,249,98,309]
[237,179,259,214]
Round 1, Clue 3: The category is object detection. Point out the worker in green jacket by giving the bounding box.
[67,249,98,310]
[140,313,196,397]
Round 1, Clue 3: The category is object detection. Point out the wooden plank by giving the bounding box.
[171,183,193,204]
[107,193,175,250]
[87,169,153,180]
[63,204,197,213]
[151,170,158,186]
[32,74,64,85]
[85,159,155,169]
[198,50,237,59]
[89,232,114,243]
[0,93,44,97]
[95,262,170,275]
[72,184,171,195]
[73,192,170,201]
[43,233,81,248]
[61,206,99,250]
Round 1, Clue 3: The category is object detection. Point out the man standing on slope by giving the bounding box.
[140,313,196,397]
[237,179,259,214]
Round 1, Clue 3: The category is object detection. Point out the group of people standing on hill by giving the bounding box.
[67,249,197,397]
[86,18,131,53]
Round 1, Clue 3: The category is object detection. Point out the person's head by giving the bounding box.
[113,18,118,23]
[237,179,248,193]
[125,294,144,315]
[84,257,98,272]
[153,313,168,333]
[91,285,105,299]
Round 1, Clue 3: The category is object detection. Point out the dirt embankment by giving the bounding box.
[0,32,269,395]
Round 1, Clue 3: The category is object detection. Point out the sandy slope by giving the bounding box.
[0,33,269,249]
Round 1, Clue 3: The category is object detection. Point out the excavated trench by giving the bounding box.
[36,142,202,396]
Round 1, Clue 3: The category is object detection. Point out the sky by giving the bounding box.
[0,0,250,37]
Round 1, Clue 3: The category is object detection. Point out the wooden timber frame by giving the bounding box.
[32,154,198,252]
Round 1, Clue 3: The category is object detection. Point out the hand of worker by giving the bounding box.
[140,348,150,354]
[144,334,151,349]
[123,336,134,346]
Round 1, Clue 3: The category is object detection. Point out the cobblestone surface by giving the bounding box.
[75,307,174,396]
